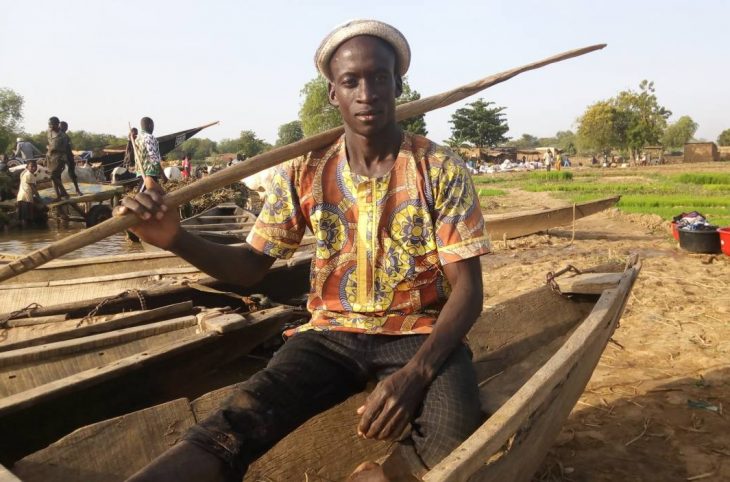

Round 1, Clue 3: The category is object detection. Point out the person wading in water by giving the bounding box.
[118,19,490,482]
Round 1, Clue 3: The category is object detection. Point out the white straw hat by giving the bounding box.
[315,19,411,81]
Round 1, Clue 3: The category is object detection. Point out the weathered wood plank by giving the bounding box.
[0,302,194,352]
[12,398,195,482]
[557,272,623,294]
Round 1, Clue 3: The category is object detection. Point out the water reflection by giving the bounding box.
[0,226,144,259]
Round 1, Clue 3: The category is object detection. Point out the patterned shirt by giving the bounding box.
[134,131,162,177]
[247,133,490,336]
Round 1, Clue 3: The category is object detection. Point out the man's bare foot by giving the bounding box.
[347,462,390,482]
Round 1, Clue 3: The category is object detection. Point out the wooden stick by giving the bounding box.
[0,43,606,282]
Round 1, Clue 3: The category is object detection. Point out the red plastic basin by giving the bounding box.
[670,221,679,240]
[719,227,730,256]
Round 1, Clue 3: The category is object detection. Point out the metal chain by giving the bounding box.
[545,264,582,295]
[0,302,43,329]
[77,289,146,327]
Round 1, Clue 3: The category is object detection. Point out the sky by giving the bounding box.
[1,0,728,146]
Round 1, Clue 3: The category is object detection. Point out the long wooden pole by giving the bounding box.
[0,43,606,282]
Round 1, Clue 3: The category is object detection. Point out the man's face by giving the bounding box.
[48,120,59,132]
[328,36,402,137]
[28,162,37,173]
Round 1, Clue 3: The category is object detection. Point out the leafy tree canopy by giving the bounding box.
[298,74,427,136]
[299,75,341,136]
[275,120,304,147]
[717,129,730,146]
[165,137,218,161]
[397,78,427,136]
[505,133,539,149]
[218,130,271,158]
[662,116,698,149]
[448,99,509,150]
[0,88,24,154]
[577,101,617,154]
[577,80,671,156]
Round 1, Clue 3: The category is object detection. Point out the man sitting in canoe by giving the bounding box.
[118,19,490,482]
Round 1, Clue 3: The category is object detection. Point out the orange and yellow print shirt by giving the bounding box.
[247,133,490,336]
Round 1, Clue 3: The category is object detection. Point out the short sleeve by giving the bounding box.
[246,160,307,259]
[431,151,490,265]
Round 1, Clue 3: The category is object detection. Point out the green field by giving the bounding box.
[473,169,730,227]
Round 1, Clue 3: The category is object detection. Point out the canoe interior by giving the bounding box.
[0,304,303,467]
[0,246,313,325]
[10,271,615,482]
[0,249,313,466]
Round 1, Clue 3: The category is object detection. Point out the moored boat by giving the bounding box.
[141,203,257,252]
[6,257,641,481]
[484,195,620,240]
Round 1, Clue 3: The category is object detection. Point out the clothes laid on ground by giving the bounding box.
[247,132,490,336]
[185,330,483,479]
[134,130,162,177]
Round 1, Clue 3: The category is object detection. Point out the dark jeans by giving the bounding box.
[185,331,483,480]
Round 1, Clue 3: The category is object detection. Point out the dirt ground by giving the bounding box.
[479,187,730,481]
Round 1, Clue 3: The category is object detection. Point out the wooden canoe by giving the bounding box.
[142,203,257,252]
[0,240,313,315]
[7,258,641,481]
[0,245,313,466]
[483,195,620,240]
[0,246,313,345]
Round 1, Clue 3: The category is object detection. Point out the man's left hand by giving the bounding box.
[357,367,429,441]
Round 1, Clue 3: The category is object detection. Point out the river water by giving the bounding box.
[0,226,144,259]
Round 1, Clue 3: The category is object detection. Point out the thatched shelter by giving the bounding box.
[684,142,719,163]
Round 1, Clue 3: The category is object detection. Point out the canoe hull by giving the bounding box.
[7,260,640,481]
[484,196,620,240]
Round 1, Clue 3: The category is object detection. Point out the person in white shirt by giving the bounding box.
[16,160,42,227]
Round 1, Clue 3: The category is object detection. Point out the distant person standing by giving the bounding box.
[46,116,70,199]
[13,138,42,160]
[545,150,554,171]
[16,159,43,227]
[181,154,191,179]
[132,117,166,193]
[59,121,82,195]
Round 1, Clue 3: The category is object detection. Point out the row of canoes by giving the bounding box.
[0,195,638,481]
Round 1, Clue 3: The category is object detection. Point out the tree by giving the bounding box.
[165,138,218,160]
[506,133,539,149]
[577,101,618,154]
[448,99,509,155]
[397,78,427,135]
[299,75,342,136]
[298,74,427,136]
[613,80,671,156]
[662,116,698,149]
[576,80,671,156]
[218,130,271,158]
[275,120,304,146]
[0,88,24,154]
[717,129,730,146]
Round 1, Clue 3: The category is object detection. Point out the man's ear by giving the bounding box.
[328,81,339,107]
[395,75,403,98]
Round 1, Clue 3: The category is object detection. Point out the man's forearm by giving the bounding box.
[169,229,275,286]
[406,259,484,382]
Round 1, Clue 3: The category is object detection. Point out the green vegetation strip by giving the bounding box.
[474,170,730,227]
